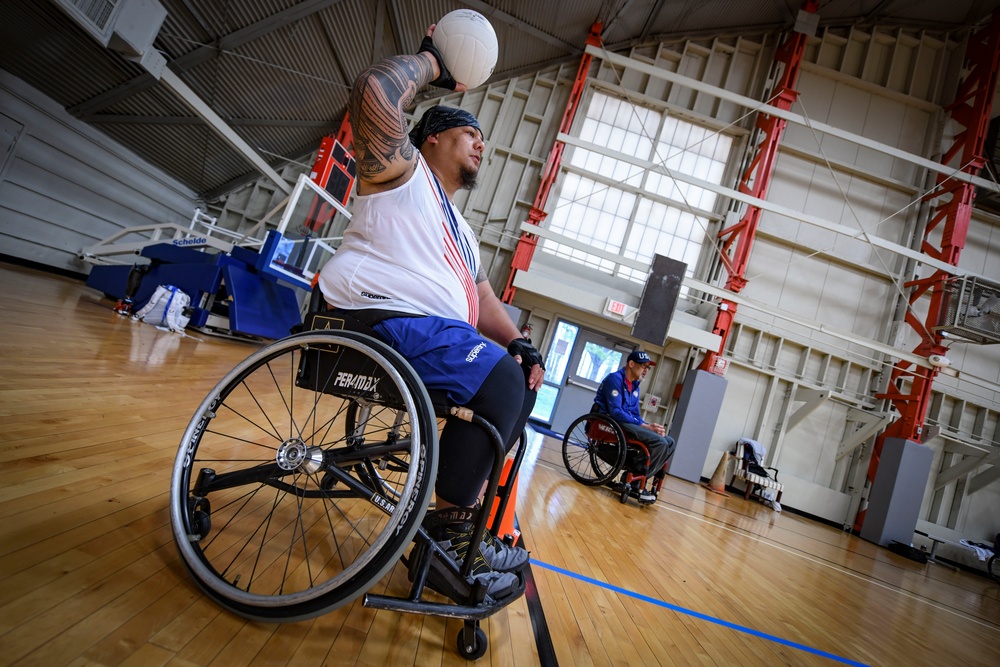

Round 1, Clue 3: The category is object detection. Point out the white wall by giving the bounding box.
[461,26,1000,543]
[0,69,197,274]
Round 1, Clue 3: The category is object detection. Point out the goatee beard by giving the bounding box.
[459,166,478,190]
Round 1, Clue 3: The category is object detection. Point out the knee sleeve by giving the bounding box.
[434,354,529,507]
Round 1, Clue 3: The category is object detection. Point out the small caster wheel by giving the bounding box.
[457,626,487,660]
[619,486,629,504]
[187,497,211,541]
[320,472,339,491]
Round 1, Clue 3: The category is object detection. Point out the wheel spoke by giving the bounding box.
[170,331,437,621]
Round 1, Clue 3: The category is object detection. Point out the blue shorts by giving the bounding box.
[374,316,506,405]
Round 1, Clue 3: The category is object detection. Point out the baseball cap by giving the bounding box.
[627,350,655,366]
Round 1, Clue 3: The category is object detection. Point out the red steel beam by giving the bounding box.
[335,110,353,153]
[501,22,604,303]
[699,1,817,373]
[854,10,1000,531]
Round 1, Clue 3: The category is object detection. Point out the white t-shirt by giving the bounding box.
[318,153,480,326]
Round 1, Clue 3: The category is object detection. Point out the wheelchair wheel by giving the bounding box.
[562,413,626,486]
[169,330,438,622]
[989,555,998,584]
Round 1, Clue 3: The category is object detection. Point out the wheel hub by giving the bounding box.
[276,438,324,473]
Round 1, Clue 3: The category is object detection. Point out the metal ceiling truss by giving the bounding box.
[68,0,346,118]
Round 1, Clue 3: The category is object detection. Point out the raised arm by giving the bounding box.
[349,53,437,188]
[350,26,467,191]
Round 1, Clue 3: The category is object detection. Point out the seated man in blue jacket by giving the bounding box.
[593,350,676,502]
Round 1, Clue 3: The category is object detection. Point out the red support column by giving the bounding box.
[854,10,1000,532]
[334,110,353,153]
[699,1,816,373]
[501,23,604,304]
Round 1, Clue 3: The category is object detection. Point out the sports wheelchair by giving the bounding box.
[561,411,667,506]
[168,309,527,660]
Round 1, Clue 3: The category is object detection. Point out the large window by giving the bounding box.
[542,91,733,283]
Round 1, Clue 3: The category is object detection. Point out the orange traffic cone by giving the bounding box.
[702,451,731,496]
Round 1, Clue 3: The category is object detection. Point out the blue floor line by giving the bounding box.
[532,559,871,666]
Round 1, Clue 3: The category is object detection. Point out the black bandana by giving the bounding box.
[408,106,482,149]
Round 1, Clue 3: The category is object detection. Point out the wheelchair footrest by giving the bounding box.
[394,535,526,617]
[363,575,526,621]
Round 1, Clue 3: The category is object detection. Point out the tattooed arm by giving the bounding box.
[349,53,436,192]
[350,25,467,193]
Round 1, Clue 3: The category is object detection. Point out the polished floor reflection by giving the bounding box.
[1,262,997,666]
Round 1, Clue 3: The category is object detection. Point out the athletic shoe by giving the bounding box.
[424,508,519,600]
[480,531,529,572]
[638,489,656,503]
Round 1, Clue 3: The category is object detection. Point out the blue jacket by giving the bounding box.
[593,367,644,426]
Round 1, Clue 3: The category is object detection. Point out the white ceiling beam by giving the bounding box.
[70,0,347,116]
[461,0,579,52]
[159,66,292,195]
[585,44,1000,195]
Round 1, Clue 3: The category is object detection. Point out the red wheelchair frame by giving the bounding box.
[561,412,667,505]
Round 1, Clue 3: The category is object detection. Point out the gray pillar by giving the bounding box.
[859,437,933,547]
[666,369,727,483]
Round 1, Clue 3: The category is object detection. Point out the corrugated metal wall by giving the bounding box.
[0,70,197,273]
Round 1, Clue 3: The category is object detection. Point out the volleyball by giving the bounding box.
[432,9,498,89]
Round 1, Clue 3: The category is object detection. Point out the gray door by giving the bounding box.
[532,320,628,435]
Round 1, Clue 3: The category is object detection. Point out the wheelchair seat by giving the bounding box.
[561,411,667,506]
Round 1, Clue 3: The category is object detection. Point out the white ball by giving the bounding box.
[432,9,498,89]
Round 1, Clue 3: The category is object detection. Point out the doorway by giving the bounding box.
[531,320,631,435]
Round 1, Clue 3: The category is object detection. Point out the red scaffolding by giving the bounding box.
[854,10,1000,532]
[501,23,604,304]
[698,1,816,374]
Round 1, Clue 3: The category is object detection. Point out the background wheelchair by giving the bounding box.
[168,310,527,660]
[561,411,667,505]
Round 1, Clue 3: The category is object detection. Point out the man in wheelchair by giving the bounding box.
[593,351,675,502]
[315,26,544,602]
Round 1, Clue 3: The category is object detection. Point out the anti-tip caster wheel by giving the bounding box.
[457,626,488,660]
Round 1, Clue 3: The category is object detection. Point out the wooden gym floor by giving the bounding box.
[1,261,998,666]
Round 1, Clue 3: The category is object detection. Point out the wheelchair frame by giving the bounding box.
[561,412,666,505]
[168,324,527,660]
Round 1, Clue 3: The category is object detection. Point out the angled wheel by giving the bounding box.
[562,413,626,486]
[989,555,998,584]
[169,330,437,622]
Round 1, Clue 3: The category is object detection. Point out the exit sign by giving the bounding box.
[605,298,627,316]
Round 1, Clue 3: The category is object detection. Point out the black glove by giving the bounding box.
[507,338,544,380]
[417,36,457,90]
